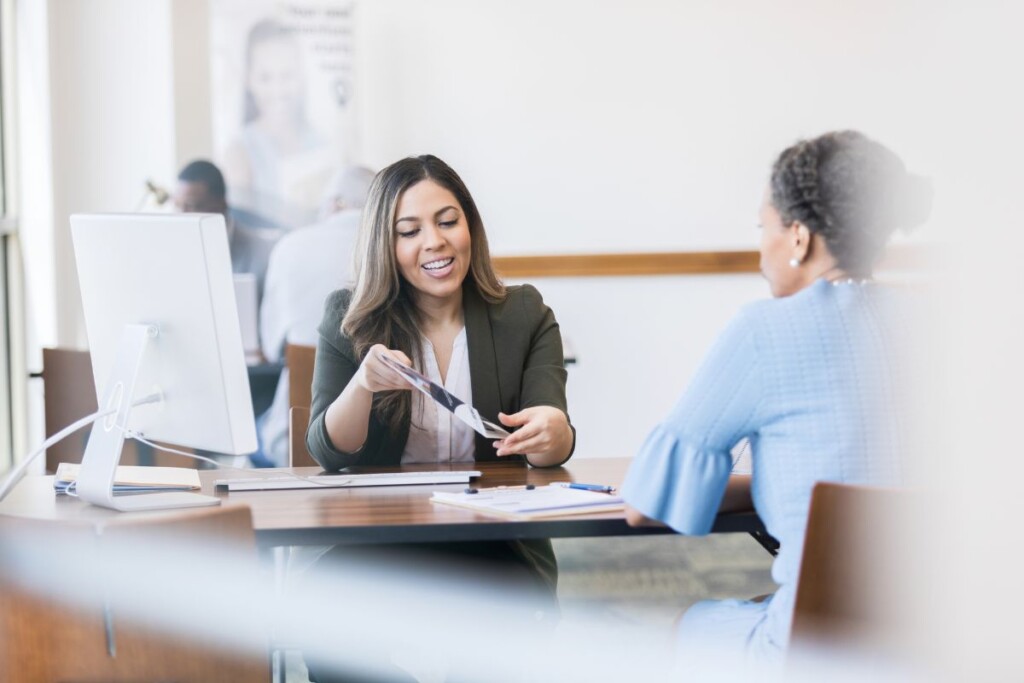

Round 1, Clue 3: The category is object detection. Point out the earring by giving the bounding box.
[788,258,800,268]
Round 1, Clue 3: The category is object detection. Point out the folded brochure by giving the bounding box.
[54,463,202,493]
[380,353,510,439]
[431,484,624,519]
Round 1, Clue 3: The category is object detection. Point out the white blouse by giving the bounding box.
[400,328,477,464]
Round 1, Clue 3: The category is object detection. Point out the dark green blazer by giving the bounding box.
[306,281,575,471]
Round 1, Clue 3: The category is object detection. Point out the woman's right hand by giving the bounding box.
[355,344,414,393]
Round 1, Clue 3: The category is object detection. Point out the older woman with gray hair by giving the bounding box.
[623,130,930,670]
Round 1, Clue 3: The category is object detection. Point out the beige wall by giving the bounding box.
[18,0,957,457]
[25,0,178,351]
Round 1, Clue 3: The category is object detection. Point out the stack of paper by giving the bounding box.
[54,463,202,494]
[431,484,624,520]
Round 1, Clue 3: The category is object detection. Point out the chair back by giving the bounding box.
[289,406,317,468]
[284,344,317,468]
[42,348,96,472]
[285,343,316,412]
[0,505,269,682]
[790,481,911,656]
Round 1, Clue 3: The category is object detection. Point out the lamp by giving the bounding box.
[135,179,171,211]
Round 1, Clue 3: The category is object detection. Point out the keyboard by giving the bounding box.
[214,470,482,492]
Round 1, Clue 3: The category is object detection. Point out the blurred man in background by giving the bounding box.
[173,159,281,302]
[254,165,376,466]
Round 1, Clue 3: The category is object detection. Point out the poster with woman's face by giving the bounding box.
[211,0,355,229]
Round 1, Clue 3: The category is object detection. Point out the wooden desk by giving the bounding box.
[0,458,772,551]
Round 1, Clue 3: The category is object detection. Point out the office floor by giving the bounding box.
[282,533,777,682]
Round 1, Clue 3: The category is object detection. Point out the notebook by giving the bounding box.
[431,484,624,520]
[54,463,202,494]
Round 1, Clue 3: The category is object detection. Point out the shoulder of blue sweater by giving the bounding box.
[741,279,833,315]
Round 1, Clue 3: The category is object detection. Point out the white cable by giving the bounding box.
[1,392,165,502]
[123,431,232,470]
[0,407,117,503]
[0,390,341,504]
[122,429,350,487]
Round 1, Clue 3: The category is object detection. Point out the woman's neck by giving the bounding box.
[414,289,464,333]
[816,265,871,283]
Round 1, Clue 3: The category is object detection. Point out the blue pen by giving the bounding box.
[558,482,616,493]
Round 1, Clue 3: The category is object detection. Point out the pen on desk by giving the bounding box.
[557,482,616,493]
[465,484,536,494]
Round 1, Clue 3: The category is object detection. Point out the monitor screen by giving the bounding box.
[69,213,258,511]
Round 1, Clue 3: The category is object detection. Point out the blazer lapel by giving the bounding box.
[463,282,503,460]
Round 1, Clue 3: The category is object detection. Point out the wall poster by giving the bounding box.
[210,0,356,229]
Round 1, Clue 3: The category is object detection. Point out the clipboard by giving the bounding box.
[380,353,510,439]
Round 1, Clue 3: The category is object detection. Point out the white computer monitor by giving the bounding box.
[70,213,258,511]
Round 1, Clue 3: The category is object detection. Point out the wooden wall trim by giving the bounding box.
[492,250,761,278]
[491,244,932,279]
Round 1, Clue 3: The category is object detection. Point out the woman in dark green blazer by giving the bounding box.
[304,155,574,682]
[306,155,575,470]
[308,281,574,469]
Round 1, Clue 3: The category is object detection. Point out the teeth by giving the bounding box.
[423,258,454,270]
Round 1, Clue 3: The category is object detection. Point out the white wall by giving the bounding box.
[349,0,946,456]
[353,0,943,255]
[17,0,181,456]
[513,274,766,457]
[18,0,950,458]
[41,0,179,348]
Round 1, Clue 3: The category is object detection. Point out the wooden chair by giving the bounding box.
[289,406,316,467]
[285,344,317,468]
[42,348,100,472]
[285,343,316,413]
[0,505,269,682]
[790,481,911,657]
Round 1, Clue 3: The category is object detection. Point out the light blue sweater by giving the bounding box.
[622,279,910,663]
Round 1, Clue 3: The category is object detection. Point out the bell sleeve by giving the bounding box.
[622,309,763,535]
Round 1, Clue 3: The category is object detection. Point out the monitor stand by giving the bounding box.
[76,324,221,512]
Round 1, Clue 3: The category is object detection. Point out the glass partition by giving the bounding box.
[0,0,15,472]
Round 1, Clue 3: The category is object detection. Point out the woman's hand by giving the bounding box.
[494,406,573,466]
[355,344,414,393]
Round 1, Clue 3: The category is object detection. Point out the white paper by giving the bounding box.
[431,484,624,519]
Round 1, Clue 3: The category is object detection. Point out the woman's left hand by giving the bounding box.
[494,406,573,466]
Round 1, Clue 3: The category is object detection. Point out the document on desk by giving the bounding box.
[54,463,201,494]
[380,354,510,440]
[431,484,624,520]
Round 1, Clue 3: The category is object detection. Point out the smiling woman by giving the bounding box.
[303,155,575,682]
[392,181,473,311]
[309,155,574,469]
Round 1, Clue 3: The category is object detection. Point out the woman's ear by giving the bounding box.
[791,222,812,263]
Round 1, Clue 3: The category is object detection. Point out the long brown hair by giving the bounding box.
[342,155,506,430]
